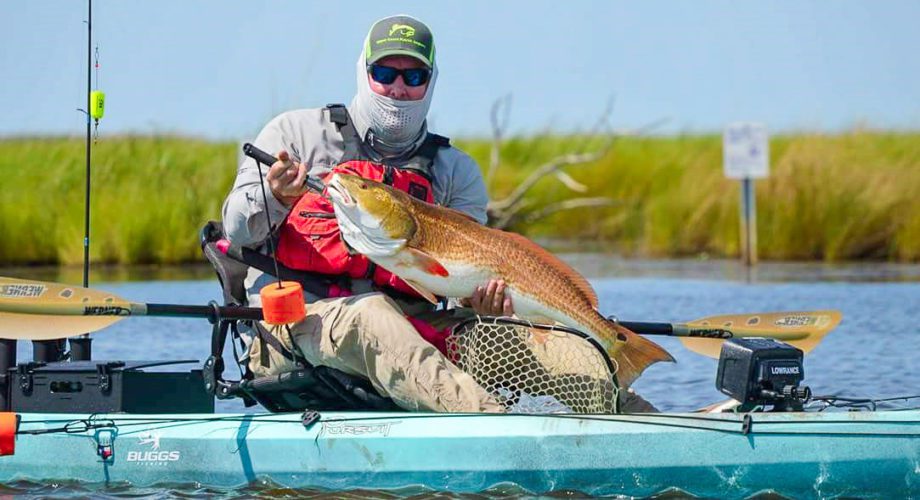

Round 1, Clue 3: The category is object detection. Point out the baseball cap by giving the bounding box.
[365,15,435,67]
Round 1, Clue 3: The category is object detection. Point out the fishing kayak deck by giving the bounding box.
[3,410,919,498]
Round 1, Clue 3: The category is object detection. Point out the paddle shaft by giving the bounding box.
[619,321,734,339]
[145,303,263,322]
[0,272,838,349]
[143,305,705,338]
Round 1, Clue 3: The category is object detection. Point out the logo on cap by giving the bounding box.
[389,24,415,38]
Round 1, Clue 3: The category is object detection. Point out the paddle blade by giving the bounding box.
[679,310,842,358]
[0,312,124,340]
[0,277,139,340]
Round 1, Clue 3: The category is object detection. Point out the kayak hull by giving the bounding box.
[2,410,918,498]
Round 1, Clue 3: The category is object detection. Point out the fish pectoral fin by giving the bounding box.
[406,248,449,277]
[516,315,559,343]
[402,279,439,305]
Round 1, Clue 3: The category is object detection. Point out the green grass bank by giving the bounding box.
[1,132,918,266]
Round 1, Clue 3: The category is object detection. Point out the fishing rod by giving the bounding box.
[70,0,106,361]
[242,143,326,194]
[0,277,841,359]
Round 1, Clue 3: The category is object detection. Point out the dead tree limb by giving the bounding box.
[484,92,668,230]
[521,197,621,225]
[486,94,512,188]
[488,151,606,214]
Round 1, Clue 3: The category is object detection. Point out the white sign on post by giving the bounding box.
[723,122,769,179]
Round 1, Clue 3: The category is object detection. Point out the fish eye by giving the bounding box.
[360,183,368,189]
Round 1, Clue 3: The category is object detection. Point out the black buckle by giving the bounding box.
[202,355,223,396]
[301,410,320,428]
[96,361,124,394]
[16,362,44,394]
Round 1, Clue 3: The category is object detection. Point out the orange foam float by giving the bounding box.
[0,412,17,456]
[260,281,306,325]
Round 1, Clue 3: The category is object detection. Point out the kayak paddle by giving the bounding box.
[0,276,840,357]
[0,276,261,341]
[619,310,842,357]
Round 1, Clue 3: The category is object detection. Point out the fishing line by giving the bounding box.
[249,153,302,348]
[253,158,284,289]
[91,46,102,143]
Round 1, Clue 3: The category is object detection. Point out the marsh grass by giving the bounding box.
[470,131,919,262]
[0,132,917,265]
[0,136,235,265]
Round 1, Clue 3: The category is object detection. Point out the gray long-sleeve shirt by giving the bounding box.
[222,107,489,250]
[221,107,489,304]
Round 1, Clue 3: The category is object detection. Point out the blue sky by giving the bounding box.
[3,1,918,140]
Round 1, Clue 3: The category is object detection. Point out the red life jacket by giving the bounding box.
[275,104,450,299]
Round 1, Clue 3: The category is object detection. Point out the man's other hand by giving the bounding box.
[464,279,514,316]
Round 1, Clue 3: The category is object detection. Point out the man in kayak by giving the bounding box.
[222,14,656,413]
[223,14,510,412]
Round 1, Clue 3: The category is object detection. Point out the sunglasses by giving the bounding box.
[367,64,431,87]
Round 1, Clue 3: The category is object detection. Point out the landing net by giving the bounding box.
[445,316,619,414]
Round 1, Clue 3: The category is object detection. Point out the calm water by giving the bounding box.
[2,257,919,497]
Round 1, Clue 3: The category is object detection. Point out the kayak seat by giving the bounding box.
[200,221,250,307]
[234,363,398,412]
[199,220,399,412]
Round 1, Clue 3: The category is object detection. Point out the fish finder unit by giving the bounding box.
[716,337,811,411]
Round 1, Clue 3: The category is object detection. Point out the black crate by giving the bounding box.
[8,360,214,414]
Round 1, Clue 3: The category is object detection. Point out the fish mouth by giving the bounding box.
[326,175,355,207]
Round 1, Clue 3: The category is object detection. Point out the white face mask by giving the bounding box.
[350,41,438,155]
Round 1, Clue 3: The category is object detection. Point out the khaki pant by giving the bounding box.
[248,292,659,414]
[249,293,503,413]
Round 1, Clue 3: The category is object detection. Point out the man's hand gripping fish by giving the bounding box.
[326,173,675,386]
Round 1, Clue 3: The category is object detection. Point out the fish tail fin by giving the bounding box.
[607,321,675,388]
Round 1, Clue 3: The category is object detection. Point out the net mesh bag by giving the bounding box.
[445,317,619,414]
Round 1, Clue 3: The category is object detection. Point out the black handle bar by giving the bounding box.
[242,143,326,194]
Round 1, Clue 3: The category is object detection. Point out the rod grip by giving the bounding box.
[241,143,326,194]
[242,143,279,166]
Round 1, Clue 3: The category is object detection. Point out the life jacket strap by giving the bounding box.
[326,104,363,162]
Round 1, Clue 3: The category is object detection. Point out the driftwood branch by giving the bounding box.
[553,170,587,192]
[488,151,605,214]
[521,198,621,225]
[486,94,512,187]
[484,92,668,230]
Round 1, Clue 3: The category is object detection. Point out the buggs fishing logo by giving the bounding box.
[138,431,160,450]
[126,431,180,464]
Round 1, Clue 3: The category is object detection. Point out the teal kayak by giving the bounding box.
[2,409,918,498]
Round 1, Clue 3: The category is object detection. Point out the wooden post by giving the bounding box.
[740,177,758,266]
